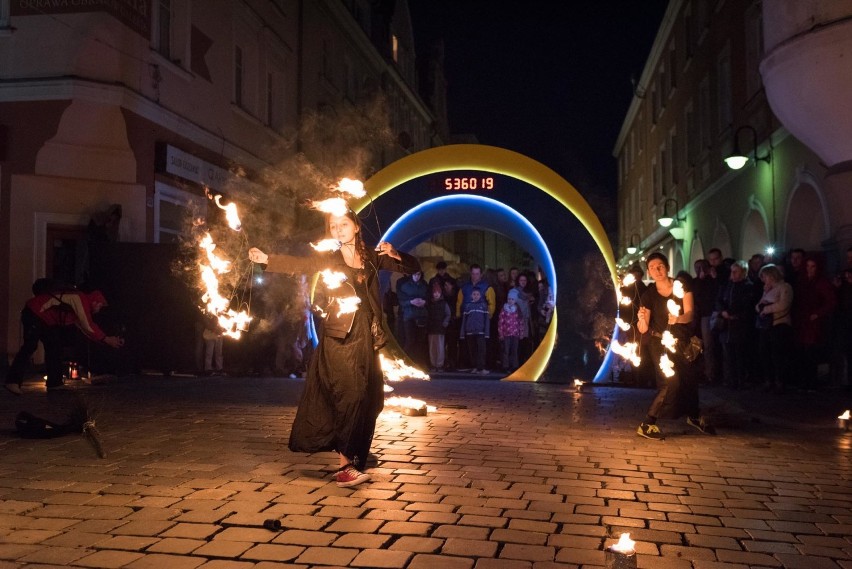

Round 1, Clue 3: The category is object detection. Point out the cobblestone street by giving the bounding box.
[0,375,850,569]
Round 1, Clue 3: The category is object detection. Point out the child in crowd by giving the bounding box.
[426,283,451,372]
[460,288,490,375]
[498,288,523,373]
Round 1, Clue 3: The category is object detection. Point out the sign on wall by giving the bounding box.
[12,0,151,38]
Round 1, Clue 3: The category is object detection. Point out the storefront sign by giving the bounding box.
[163,145,257,194]
[12,0,150,38]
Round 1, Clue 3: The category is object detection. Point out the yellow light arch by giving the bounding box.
[354,144,617,381]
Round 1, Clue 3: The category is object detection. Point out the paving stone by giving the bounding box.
[125,553,206,568]
[294,545,357,565]
[409,553,474,569]
[443,537,498,557]
[73,549,145,568]
[350,548,413,567]
[190,540,253,558]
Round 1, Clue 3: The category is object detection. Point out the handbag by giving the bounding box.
[681,335,703,363]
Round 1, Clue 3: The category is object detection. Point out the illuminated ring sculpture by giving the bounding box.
[353,144,619,382]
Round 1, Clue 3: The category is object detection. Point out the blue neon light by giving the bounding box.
[380,194,557,298]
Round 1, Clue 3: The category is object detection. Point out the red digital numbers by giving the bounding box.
[443,177,495,191]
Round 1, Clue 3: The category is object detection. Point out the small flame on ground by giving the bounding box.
[311,197,348,217]
[336,177,366,198]
[611,532,635,554]
[311,239,342,252]
[839,410,851,420]
[659,353,675,377]
[379,354,430,382]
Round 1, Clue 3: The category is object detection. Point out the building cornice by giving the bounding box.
[0,77,274,171]
[613,0,683,155]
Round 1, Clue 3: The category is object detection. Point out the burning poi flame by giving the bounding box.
[659,353,675,378]
[611,340,641,367]
[311,197,348,217]
[320,269,347,289]
[199,264,252,339]
[667,299,681,318]
[661,330,677,353]
[839,410,851,420]
[213,195,242,231]
[615,317,631,331]
[311,239,342,252]
[335,296,361,317]
[199,233,231,273]
[379,354,430,382]
[672,279,684,299]
[620,296,633,306]
[611,533,635,554]
[621,273,636,287]
[336,177,366,198]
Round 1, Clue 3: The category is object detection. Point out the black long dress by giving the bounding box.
[288,265,384,469]
[262,248,420,471]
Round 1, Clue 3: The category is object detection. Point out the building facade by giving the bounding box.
[614,0,850,276]
[0,0,445,359]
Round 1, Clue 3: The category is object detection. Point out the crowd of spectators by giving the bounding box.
[387,261,554,375]
[625,246,851,392]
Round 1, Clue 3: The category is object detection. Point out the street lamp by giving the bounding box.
[724,125,771,170]
[657,198,684,228]
[626,234,641,255]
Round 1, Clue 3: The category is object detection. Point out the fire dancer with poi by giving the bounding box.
[635,252,714,439]
[248,209,420,487]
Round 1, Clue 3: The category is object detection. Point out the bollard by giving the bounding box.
[263,519,282,532]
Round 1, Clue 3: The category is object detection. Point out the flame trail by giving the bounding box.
[659,353,675,377]
[320,269,347,289]
[335,296,361,317]
[336,177,366,198]
[311,239,342,252]
[661,330,677,353]
[379,354,430,382]
[311,197,348,217]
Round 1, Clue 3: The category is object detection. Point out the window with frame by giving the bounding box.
[669,127,679,187]
[660,143,668,195]
[652,157,660,204]
[156,0,172,57]
[154,183,207,244]
[234,45,244,107]
[699,76,711,150]
[685,101,698,165]
[684,2,695,61]
[668,44,677,93]
[717,43,732,134]
[745,2,764,97]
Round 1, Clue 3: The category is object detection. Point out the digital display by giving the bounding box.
[443,176,495,191]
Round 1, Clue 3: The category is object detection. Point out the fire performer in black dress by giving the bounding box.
[249,210,420,487]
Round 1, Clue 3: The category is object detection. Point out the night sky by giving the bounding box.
[409,1,669,219]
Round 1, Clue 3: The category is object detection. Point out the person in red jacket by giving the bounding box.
[5,281,123,395]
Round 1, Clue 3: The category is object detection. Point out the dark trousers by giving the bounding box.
[403,319,427,366]
[7,308,68,388]
[759,324,793,388]
[722,340,749,388]
[501,336,519,371]
[465,335,486,370]
[646,339,700,422]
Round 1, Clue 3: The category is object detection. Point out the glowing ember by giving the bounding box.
[336,177,366,198]
[320,269,347,289]
[311,197,348,217]
[213,195,242,231]
[379,354,430,382]
[574,379,584,387]
[621,273,636,287]
[666,299,681,317]
[659,353,675,377]
[310,239,342,252]
[672,280,684,299]
[839,410,851,420]
[615,317,631,331]
[335,296,361,317]
[661,330,677,353]
[611,533,635,554]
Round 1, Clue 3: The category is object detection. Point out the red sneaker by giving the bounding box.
[336,465,370,488]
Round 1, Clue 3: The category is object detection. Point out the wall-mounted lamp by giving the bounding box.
[724,125,771,170]
[626,234,641,255]
[657,198,684,228]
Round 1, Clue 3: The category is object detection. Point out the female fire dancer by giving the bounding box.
[635,251,714,439]
[248,210,420,487]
